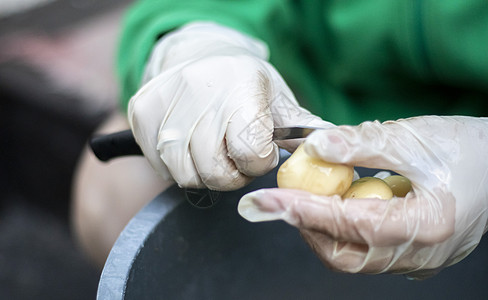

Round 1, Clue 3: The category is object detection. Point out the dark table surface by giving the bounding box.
[99,162,488,300]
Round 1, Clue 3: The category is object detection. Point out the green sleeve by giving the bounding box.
[298,0,488,125]
[117,0,488,124]
[116,0,300,110]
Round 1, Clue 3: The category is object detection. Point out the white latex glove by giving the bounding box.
[238,116,488,279]
[129,22,330,191]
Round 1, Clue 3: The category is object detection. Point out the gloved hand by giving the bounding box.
[238,116,488,279]
[129,22,330,190]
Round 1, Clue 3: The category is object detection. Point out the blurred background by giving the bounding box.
[1,1,488,300]
[0,0,132,298]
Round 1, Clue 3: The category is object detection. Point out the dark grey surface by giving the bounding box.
[99,162,488,300]
[0,62,103,298]
[0,61,108,219]
[0,198,100,300]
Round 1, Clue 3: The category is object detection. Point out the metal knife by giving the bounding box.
[89,126,321,162]
[272,126,319,141]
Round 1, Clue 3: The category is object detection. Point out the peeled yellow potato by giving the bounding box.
[277,144,354,196]
[383,175,412,197]
[342,177,393,200]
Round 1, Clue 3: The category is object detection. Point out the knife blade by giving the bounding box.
[272,126,321,141]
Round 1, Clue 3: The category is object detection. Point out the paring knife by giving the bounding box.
[89,126,321,208]
[90,126,321,162]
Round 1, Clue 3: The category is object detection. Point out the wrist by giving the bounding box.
[142,21,269,83]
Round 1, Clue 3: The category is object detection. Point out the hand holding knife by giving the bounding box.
[89,126,321,208]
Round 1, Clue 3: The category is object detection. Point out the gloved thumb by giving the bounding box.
[303,120,421,177]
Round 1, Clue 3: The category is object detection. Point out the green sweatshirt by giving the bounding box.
[118,0,488,125]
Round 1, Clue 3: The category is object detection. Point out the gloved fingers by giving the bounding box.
[238,188,455,247]
[153,56,265,189]
[273,139,304,154]
[189,125,253,191]
[158,140,205,189]
[175,68,255,191]
[141,67,215,189]
[132,55,282,188]
[300,229,431,275]
[224,70,280,177]
[239,188,397,246]
[268,88,332,130]
[225,110,279,177]
[299,229,371,273]
[178,57,278,188]
[128,71,180,180]
[304,120,423,176]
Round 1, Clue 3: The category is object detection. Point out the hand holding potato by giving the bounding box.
[238,116,488,279]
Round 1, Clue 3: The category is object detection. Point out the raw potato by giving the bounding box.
[383,175,412,197]
[342,177,393,200]
[277,144,354,196]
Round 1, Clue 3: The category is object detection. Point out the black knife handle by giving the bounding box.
[89,130,221,209]
[89,130,143,162]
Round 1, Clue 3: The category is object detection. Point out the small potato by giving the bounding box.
[342,177,393,200]
[383,175,412,197]
[277,144,354,196]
